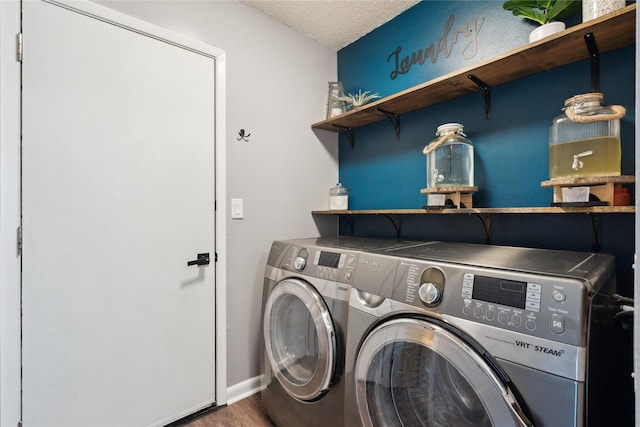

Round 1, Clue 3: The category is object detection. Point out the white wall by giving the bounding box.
[92,0,339,397]
[0,0,337,421]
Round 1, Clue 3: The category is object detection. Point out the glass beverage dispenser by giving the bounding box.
[424,123,474,188]
[549,93,625,179]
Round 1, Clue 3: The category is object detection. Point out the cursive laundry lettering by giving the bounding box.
[387,14,484,80]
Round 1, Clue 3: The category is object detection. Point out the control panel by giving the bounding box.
[393,259,588,346]
[284,245,357,284]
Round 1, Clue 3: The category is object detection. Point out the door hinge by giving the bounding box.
[17,226,23,256]
[18,419,23,427]
[17,33,23,62]
[215,252,218,262]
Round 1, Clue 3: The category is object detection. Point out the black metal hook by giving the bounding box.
[237,129,251,142]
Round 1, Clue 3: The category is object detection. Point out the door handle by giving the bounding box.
[187,253,210,266]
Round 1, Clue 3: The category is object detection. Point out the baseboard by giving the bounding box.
[226,375,264,405]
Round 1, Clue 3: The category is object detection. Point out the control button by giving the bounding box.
[486,308,495,321]
[461,289,472,299]
[552,290,566,303]
[347,256,355,265]
[293,256,306,271]
[512,314,521,327]
[526,319,536,331]
[526,292,541,302]
[474,305,482,318]
[525,301,540,312]
[462,305,471,315]
[527,283,542,293]
[550,314,565,334]
[345,269,353,280]
[418,282,442,306]
[498,311,507,324]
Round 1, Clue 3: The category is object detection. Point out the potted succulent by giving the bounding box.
[335,90,381,110]
[503,0,581,42]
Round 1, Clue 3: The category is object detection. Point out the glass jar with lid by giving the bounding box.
[329,183,348,210]
[423,123,474,189]
[549,92,625,179]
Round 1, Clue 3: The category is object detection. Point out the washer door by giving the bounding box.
[355,318,533,427]
[263,278,336,401]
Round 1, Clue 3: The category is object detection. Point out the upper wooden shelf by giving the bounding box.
[312,4,636,133]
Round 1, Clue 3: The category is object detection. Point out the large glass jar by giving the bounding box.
[549,93,624,179]
[424,123,474,188]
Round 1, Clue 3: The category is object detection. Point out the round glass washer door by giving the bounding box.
[355,318,533,427]
[263,278,336,401]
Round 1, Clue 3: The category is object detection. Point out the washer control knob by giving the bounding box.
[293,256,306,271]
[419,282,442,306]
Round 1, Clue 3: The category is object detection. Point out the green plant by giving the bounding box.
[503,0,581,25]
[335,90,381,108]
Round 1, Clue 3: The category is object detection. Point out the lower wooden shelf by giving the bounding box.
[312,206,634,248]
[312,206,635,215]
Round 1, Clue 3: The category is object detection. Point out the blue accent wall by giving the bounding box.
[336,1,635,295]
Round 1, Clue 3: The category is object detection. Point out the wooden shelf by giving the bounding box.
[313,206,634,245]
[311,4,636,133]
[312,206,635,215]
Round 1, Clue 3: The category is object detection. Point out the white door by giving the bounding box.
[21,2,216,425]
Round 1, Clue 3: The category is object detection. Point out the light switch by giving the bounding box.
[231,198,244,219]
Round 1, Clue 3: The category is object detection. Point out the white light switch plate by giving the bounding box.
[231,198,243,219]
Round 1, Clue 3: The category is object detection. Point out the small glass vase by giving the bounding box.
[327,82,346,119]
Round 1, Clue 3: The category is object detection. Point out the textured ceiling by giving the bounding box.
[239,0,420,50]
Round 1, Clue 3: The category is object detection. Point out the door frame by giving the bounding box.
[0,0,228,423]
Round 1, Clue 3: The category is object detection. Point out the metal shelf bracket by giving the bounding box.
[471,213,492,244]
[467,74,491,120]
[338,213,401,239]
[589,213,602,252]
[339,214,356,235]
[332,124,355,149]
[376,108,401,140]
[584,32,600,93]
[380,214,402,239]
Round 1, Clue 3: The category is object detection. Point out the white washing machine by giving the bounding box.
[344,241,631,426]
[261,237,424,427]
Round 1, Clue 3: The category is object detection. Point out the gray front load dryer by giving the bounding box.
[344,240,627,427]
[260,237,424,427]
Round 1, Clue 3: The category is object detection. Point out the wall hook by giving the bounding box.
[237,129,251,142]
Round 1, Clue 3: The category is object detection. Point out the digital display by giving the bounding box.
[317,251,341,268]
[471,275,527,309]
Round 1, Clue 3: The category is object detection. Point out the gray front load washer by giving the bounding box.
[260,237,427,427]
[344,240,627,426]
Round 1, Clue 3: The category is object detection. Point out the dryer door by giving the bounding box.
[355,318,533,427]
[263,278,336,401]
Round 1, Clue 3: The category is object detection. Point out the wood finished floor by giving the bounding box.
[184,394,275,427]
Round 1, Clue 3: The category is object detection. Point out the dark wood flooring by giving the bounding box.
[184,394,275,427]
